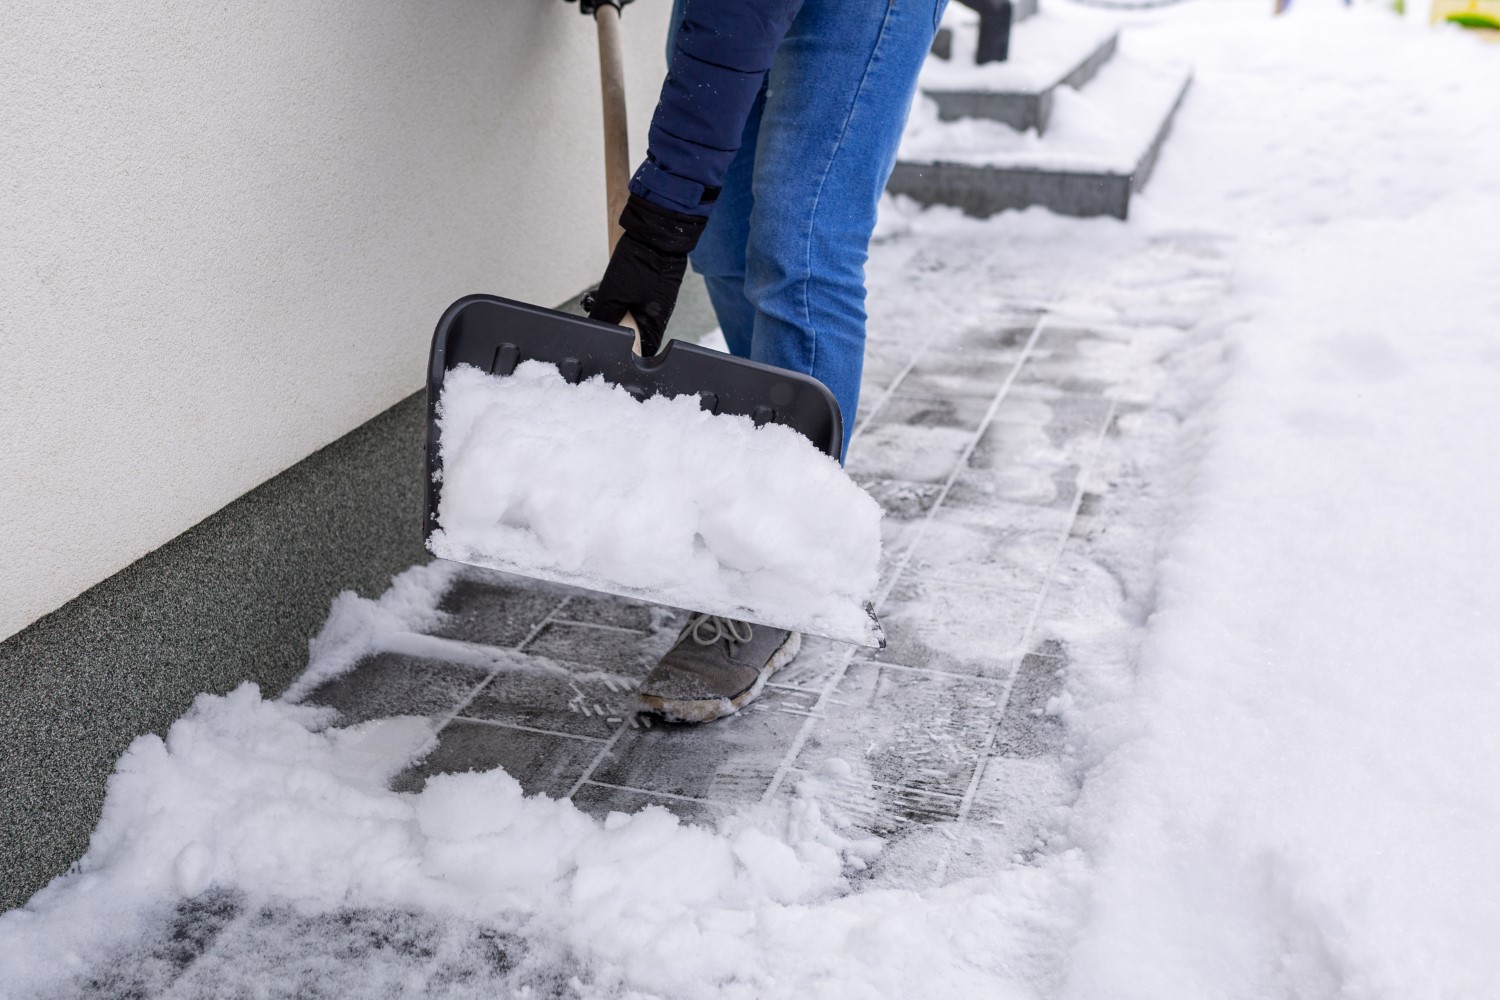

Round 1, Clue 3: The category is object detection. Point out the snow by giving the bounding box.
[7,1,1500,996]
[902,43,1193,172]
[1055,6,1500,991]
[0,683,875,997]
[429,362,884,647]
[922,9,1121,94]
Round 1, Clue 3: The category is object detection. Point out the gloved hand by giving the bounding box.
[586,194,706,357]
[563,0,634,14]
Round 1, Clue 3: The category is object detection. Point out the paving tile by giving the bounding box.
[391,719,602,798]
[767,635,853,692]
[794,661,1002,801]
[460,659,640,740]
[925,316,1041,356]
[965,755,1080,859]
[571,781,726,826]
[861,342,917,386]
[859,479,946,522]
[946,396,1106,511]
[589,687,814,805]
[72,889,246,998]
[872,576,1031,679]
[552,593,668,633]
[299,652,490,727]
[896,350,1016,399]
[778,768,963,839]
[428,574,566,648]
[1013,326,1135,395]
[1030,541,1141,642]
[906,501,1070,590]
[993,652,1068,758]
[854,478,946,582]
[966,418,1062,472]
[967,391,1114,473]
[870,393,993,433]
[947,460,1082,513]
[846,423,974,485]
[521,621,676,679]
[162,902,568,998]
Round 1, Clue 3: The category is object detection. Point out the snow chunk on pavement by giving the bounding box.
[429,362,883,645]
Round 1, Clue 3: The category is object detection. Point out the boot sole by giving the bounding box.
[638,630,803,724]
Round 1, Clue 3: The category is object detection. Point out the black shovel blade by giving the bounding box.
[424,294,845,536]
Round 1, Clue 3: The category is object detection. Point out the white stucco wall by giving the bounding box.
[0,2,671,640]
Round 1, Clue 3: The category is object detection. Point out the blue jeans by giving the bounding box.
[670,0,946,459]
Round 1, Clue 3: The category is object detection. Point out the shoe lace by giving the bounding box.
[686,613,753,648]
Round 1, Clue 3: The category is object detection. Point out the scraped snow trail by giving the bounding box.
[6,2,1500,997]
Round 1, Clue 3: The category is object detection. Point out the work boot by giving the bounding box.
[637,613,801,723]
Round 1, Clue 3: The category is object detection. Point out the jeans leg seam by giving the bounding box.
[797,3,900,379]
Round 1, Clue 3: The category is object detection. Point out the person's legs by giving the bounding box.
[746,0,945,458]
[640,0,943,724]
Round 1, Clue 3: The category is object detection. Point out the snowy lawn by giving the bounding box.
[4,1,1499,996]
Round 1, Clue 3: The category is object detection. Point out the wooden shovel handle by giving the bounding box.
[596,5,631,256]
[594,5,644,354]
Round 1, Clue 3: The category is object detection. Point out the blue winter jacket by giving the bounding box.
[627,0,803,217]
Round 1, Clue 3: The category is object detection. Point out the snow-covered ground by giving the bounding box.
[1059,3,1500,995]
[5,1,1500,996]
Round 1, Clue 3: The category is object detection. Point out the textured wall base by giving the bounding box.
[0,392,429,911]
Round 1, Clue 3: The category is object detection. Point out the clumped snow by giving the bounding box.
[0,684,880,998]
[0,682,1089,998]
[430,362,884,646]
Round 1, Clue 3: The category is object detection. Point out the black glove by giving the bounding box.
[564,0,634,14]
[586,194,707,357]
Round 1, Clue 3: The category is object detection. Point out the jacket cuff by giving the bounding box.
[619,193,708,256]
[628,159,721,217]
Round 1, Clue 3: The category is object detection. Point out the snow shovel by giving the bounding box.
[422,3,883,648]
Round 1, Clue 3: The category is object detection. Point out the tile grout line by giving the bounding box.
[870,313,1055,614]
[557,588,665,799]
[548,617,655,636]
[563,719,636,801]
[953,393,1121,828]
[761,308,1056,806]
[448,715,609,743]
[406,595,574,767]
[850,346,928,446]
[580,779,724,807]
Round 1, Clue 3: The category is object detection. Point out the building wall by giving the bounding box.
[0,1,670,640]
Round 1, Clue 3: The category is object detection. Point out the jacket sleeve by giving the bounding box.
[627,0,803,217]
